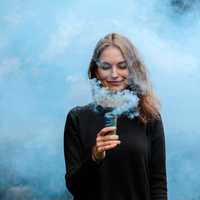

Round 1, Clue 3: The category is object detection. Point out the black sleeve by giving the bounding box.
[63,109,103,197]
[149,116,168,200]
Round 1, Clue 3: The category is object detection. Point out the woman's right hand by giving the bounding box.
[92,127,121,161]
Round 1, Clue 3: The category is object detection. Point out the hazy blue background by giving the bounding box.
[0,0,200,199]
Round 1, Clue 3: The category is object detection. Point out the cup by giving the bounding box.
[104,112,117,135]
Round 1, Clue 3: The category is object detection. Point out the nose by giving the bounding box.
[111,66,118,78]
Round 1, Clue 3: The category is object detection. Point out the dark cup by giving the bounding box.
[104,112,117,134]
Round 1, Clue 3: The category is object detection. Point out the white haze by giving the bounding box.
[90,78,139,118]
[1,0,200,200]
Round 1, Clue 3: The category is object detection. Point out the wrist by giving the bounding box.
[92,152,98,161]
[92,146,105,161]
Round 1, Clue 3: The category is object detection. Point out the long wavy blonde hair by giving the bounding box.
[88,32,160,124]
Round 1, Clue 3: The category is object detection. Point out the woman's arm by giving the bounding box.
[149,115,168,200]
[63,109,102,197]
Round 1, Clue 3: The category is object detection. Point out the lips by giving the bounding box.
[108,81,123,86]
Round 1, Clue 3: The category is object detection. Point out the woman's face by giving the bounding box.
[95,46,129,92]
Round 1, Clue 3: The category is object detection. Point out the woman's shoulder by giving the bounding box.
[67,102,96,116]
[146,113,165,137]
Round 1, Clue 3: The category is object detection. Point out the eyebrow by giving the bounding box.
[100,60,126,64]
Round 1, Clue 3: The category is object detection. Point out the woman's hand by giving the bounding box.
[92,127,121,161]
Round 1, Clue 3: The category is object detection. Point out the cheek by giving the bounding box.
[123,69,129,77]
[96,69,110,80]
[120,71,129,79]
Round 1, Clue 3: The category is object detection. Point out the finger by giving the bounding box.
[102,134,119,141]
[98,143,120,152]
[97,140,121,148]
[96,136,103,143]
[96,134,119,143]
[97,140,120,147]
[98,127,117,136]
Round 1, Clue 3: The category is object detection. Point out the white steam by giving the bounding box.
[90,78,139,118]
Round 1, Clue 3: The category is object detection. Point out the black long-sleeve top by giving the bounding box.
[64,103,167,200]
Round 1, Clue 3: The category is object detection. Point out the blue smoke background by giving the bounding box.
[0,0,200,199]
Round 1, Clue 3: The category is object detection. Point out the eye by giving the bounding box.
[97,61,111,70]
[117,62,127,69]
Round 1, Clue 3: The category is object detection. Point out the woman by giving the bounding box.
[64,32,168,200]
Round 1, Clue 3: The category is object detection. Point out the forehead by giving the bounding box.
[99,46,125,62]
